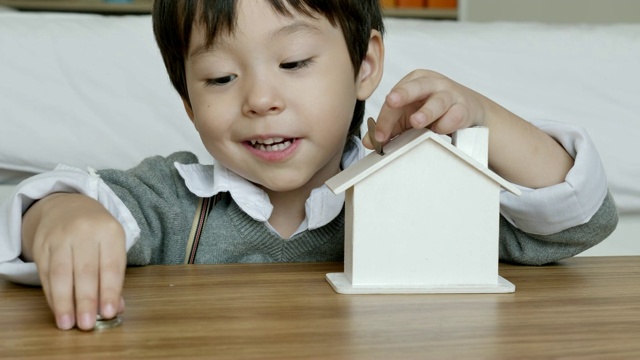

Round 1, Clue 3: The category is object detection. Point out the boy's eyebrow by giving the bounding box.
[272,21,322,38]
[188,20,322,59]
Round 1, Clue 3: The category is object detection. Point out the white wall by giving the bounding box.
[459,0,640,23]
[578,215,640,256]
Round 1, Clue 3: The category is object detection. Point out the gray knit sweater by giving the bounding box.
[98,152,618,267]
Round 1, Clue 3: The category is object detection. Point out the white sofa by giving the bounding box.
[0,11,638,255]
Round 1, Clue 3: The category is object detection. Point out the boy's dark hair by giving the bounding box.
[152,0,384,139]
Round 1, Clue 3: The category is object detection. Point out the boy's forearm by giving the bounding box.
[484,100,574,189]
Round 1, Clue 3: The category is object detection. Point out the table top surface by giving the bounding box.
[2,256,640,359]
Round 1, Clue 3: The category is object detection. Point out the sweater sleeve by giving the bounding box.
[499,191,618,265]
[97,152,201,266]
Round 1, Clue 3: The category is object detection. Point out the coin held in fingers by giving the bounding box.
[94,314,123,330]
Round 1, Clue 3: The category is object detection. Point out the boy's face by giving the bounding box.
[183,0,380,195]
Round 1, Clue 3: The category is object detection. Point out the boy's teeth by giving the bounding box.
[251,137,283,145]
[252,140,293,152]
[263,137,283,145]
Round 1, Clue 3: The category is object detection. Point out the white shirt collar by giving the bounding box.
[174,137,367,237]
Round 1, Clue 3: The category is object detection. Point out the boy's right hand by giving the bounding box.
[21,193,126,331]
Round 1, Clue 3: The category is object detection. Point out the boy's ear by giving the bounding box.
[182,97,195,123]
[356,29,384,101]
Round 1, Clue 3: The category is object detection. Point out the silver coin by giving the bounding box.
[94,314,123,330]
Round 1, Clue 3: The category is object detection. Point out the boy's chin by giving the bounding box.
[253,176,318,194]
[256,181,308,193]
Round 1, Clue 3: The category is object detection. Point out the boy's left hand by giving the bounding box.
[363,69,489,148]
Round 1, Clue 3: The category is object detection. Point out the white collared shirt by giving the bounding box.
[174,137,366,237]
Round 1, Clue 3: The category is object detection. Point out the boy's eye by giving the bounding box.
[205,74,237,86]
[280,58,313,70]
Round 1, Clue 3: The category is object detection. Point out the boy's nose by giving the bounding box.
[242,80,284,117]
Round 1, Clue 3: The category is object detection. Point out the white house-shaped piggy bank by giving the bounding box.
[325,127,521,294]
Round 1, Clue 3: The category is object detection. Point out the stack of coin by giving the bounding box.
[94,314,123,330]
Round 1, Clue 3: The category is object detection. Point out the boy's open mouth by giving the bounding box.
[247,137,295,152]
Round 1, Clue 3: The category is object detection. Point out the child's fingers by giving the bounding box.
[375,72,444,142]
[428,103,468,135]
[118,296,126,314]
[375,99,409,143]
[26,193,126,331]
[409,91,455,130]
[98,234,127,321]
[46,245,77,330]
[72,239,100,331]
[34,245,54,313]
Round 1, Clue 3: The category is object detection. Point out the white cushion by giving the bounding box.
[0,13,211,183]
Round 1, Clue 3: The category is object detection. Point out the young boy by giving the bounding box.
[0,0,617,331]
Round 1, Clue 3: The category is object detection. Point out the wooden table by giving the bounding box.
[2,257,639,358]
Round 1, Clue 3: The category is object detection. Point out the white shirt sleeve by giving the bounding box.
[0,164,140,285]
[499,118,609,235]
